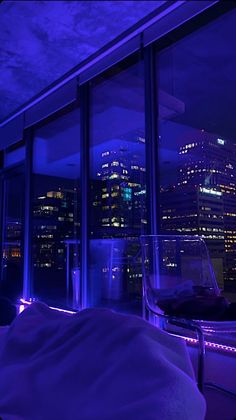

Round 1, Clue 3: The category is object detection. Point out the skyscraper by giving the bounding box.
[161,134,236,292]
[91,140,147,238]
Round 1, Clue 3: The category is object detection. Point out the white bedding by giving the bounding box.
[0,303,205,420]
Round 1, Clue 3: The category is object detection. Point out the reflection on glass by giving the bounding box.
[157,9,236,302]
[32,109,80,308]
[4,144,25,168]
[89,55,146,314]
[0,169,24,302]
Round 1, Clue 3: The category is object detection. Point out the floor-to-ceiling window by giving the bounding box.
[32,107,80,308]
[156,8,236,302]
[89,53,146,314]
[0,163,25,303]
[3,3,235,315]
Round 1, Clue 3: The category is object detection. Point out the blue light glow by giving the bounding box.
[123,187,132,201]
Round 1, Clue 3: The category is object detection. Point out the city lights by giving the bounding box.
[199,187,222,196]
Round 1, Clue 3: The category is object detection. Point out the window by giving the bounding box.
[89,54,146,314]
[156,8,236,302]
[0,167,24,302]
[32,108,80,308]
[5,142,25,167]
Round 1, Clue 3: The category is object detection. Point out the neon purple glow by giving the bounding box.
[20,299,236,354]
[48,306,76,315]
[18,305,25,314]
[20,298,76,315]
[171,333,236,354]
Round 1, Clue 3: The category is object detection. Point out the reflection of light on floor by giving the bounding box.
[171,333,236,354]
[20,298,76,315]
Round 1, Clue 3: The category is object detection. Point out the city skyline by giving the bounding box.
[2,128,236,307]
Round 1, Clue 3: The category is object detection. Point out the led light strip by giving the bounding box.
[20,298,236,354]
[171,333,236,354]
[20,298,76,315]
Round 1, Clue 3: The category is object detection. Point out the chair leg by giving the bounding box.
[166,317,206,394]
[195,326,205,394]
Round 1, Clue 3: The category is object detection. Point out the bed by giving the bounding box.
[0,303,206,420]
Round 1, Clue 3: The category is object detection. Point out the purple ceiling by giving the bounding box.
[0,0,164,121]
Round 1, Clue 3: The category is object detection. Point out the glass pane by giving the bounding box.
[5,145,25,167]
[0,168,24,302]
[32,108,80,309]
[89,55,146,315]
[157,9,236,302]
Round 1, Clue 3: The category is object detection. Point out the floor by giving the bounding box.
[187,345,236,420]
[205,388,236,420]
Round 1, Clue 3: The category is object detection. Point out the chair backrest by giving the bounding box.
[140,235,220,315]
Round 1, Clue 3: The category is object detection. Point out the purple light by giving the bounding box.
[18,304,25,314]
[171,333,236,354]
[20,298,236,354]
[20,298,76,315]
[49,306,76,315]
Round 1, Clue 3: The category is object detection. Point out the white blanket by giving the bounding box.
[0,303,205,420]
